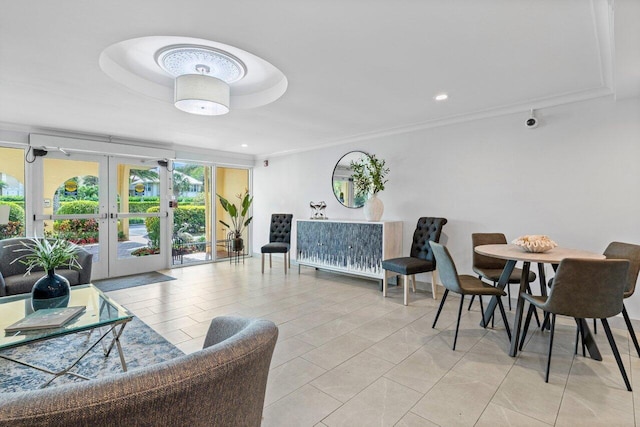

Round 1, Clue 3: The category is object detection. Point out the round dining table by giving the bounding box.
[474,244,605,358]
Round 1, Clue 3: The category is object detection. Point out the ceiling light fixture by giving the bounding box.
[434,93,448,101]
[156,45,247,116]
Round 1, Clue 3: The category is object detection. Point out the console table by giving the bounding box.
[296,219,402,282]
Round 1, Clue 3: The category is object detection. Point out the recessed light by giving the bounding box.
[434,93,448,101]
[241,144,248,148]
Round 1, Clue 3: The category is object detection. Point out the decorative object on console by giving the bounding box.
[309,201,328,219]
[217,190,253,252]
[296,219,402,282]
[512,235,557,253]
[10,237,83,311]
[350,153,390,221]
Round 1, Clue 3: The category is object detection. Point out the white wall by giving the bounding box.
[253,95,640,318]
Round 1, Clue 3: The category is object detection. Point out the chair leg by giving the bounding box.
[496,297,512,341]
[382,270,389,297]
[403,275,409,306]
[431,270,439,300]
[261,254,265,273]
[468,295,475,311]
[411,275,416,293]
[507,284,512,310]
[284,253,287,274]
[601,318,632,392]
[593,318,597,334]
[453,294,465,351]
[479,296,486,329]
[432,289,449,328]
[545,313,556,383]
[519,304,535,351]
[269,253,272,268]
[622,305,640,358]
[288,251,291,268]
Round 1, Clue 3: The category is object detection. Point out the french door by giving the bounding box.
[33,153,168,279]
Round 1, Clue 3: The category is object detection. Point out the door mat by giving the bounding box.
[93,271,176,292]
[0,317,184,392]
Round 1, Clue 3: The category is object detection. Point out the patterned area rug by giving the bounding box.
[0,317,184,392]
[93,271,176,292]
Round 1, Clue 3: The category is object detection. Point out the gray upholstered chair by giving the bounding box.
[261,214,293,274]
[0,316,278,426]
[520,258,631,390]
[0,237,93,297]
[470,233,537,311]
[382,217,447,305]
[429,241,511,351]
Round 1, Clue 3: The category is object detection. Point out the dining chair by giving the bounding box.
[429,241,511,351]
[525,241,640,352]
[520,258,631,390]
[603,242,640,357]
[260,214,293,274]
[381,217,447,305]
[470,233,537,311]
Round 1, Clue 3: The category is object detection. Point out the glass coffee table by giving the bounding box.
[0,284,133,387]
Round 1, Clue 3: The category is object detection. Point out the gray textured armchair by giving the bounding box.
[0,316,278,427]
[0,238,93,297]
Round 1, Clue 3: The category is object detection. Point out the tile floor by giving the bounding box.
[106,258,640,426]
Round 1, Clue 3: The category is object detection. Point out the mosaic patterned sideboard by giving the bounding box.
[296,219,403,279]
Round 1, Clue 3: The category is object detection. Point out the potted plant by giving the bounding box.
[350,153,390,221]
[217,190,253,252]
[11,237,82,310]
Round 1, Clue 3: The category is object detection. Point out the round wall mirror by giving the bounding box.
[332,151,369,208]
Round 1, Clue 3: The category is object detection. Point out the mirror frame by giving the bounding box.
[331,151,369,209]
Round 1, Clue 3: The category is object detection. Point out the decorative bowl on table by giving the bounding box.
[512,235,557,253]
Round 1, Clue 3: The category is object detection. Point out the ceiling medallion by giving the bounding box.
[155,45,246,84]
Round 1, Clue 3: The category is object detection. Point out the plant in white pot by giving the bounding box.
[350,153,390,221]
[11,237,82,310]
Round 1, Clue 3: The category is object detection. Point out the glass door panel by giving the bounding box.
[215,167,250,260]
[40,154,108,279]
[0,147,26,239]
[171,162,211,266]
[109,158,167,275]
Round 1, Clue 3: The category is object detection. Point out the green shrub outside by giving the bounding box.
[57,200,99,215]
[0,196,25,211]
[54,201,100,243]
[128,202,160,213]
[0,202,25,238]
[173,206,205,233]
[145,206,161,248]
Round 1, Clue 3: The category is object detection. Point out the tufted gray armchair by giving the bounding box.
[261,214,293,274]
[381,217,447,305]
[0,316,279,426]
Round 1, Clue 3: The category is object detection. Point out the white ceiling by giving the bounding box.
[0,0,638,158]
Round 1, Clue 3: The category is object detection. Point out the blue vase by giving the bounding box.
[31,269,71,311]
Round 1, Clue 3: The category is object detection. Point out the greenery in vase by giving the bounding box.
[11,237,82,275]
[350,153,390,197]
[217,190,253,237]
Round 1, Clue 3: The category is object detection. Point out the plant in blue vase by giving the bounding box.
[11,237,82,310]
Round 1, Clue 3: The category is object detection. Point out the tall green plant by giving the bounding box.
[350,153,390,197]
[217,190,253,236]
